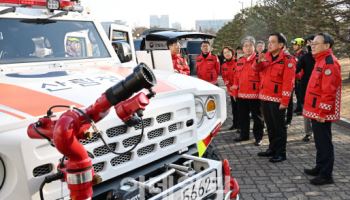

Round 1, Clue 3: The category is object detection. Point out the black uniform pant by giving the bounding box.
[230,96,239,129]
[237,98,264,140]
[311,120,334,178]
[261,101,287,157]
[286,91,293,124]
[295,80,303,110]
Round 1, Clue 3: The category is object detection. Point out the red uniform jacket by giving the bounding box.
[303,49,341,122]
[254,50,296,106]
[232,53,260,99]
[196,53,220,84]
[171,54,190,75]
[221,59,236,96]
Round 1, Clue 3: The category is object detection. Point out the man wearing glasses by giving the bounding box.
[303,33,341,185]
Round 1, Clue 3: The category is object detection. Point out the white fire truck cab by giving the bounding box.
[0,1,239,200]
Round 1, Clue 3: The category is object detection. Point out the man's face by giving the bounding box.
[292,44,301,51]
[268,35,283,53]
[201,43,210,54]
[169,42,180,55]
[311,35,329,55]
[256,43,265,53]
[243,41,255,57]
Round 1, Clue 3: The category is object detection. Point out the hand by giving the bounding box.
[316,116,326,123]
[230,86,235,91]
[233,97,237,102]
[257,53,267,63]
[279,104,288,110]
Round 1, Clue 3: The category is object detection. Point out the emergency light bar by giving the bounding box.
[0,0,80,11]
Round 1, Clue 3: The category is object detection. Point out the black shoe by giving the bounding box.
[285,121,291,127]
[234,137,249,142]
[254,140,262,146]
[310,176,334,185]
[295,111,302,116]
[257,149,274,157]
[269,155,286,163]
[302,135,312,142]
[304,168,320,176]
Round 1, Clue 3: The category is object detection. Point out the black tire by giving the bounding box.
[202,144,221,161]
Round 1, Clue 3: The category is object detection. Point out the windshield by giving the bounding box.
[0,19,110,64]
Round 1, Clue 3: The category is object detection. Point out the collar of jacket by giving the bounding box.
[200,52,212,59]
[171,53,179,59]
[266,50,285,64]
[224,58,234,64]
[246,52,256,62]
[313,49,333,61]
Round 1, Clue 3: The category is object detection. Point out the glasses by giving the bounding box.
[310,42,324,46]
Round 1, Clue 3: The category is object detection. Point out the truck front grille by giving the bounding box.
[147,128,164,139]
[123,135,142,148]
[156,113,171,123]
[106,125,128,138]
[160,137,176,148]
[134,118,152,130]
[110,153,132,166]
[168,122,182,132]
[137,144,156,157]
[93,162,105,173]
[93,143,117,157]
[80,132,99,145]
[33,164,53,177]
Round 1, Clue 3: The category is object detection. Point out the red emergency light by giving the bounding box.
[0,0,76,10]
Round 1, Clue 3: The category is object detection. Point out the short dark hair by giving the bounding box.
[316,32,334,48]
[200,40,210,46]
[167,38,178,48]
[269,32,287,47]
[235,45,242,51]
[304,34,315,42]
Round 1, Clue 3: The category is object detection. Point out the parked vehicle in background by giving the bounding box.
[0,1,239,199]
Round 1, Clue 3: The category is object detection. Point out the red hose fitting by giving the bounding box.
[54,111,94,199]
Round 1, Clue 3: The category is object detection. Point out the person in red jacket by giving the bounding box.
[303,33,341,186]
[232,36,264,145]
[167,39,190,75]
[254,33,296,163]
[221,46,239,130]
[196,41,220,85]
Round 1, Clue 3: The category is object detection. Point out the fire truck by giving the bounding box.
[0,1,239,199]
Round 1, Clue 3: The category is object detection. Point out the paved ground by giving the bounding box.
[213,81,350,200]
[340,58,350,121]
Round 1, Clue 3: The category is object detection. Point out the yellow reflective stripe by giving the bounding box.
[197,140,207,157]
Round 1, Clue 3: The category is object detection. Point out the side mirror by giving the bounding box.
[112,41,132,63]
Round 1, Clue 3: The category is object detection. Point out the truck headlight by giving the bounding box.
[47,0,60,10]
[0,156,5,191]
[205,96,217,119]
[195,98,205,127]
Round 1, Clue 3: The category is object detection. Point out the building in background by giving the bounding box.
[195,19,230,33]
[171,22,182,30]
[150,15,169,28]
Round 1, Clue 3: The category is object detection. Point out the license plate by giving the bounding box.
[165,170,217,200]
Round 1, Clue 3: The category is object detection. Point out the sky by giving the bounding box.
[82,0,256,29]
